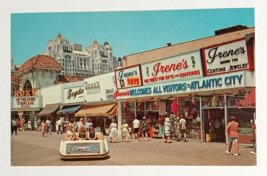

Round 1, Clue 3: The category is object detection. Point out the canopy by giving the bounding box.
[75,103,117,117]
[238,88,255,108]
[37,103,60,116]
[56,105,82,115]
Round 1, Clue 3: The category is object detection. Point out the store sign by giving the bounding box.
[64,87,84,103]
[12,96,39,108]
[12,89,38,97]
[115,65,142,89]
[114,72,247,100]
[203,39,250,76]
[141,50,203,85]
[85,81,100,90]
[105,89,114,98]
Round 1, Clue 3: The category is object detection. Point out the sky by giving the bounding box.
[11,8,255,65]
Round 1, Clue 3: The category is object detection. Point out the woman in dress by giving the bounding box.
[64,123,75,141]
[164,117,172,143]
[87,125,96,140]
[40,120,47,137]
[139,117,148,141]
[109,119,118,143]
[28,119,32,132]
[121,120,130,142]
[76,124,86,140]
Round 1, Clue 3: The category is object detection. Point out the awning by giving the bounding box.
[75,103,117,117]
[238,88,255,108]
[56,105,82,115]
[37,103,60,116]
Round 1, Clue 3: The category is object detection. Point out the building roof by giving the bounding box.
[54,75,85,84]
[53,33,67,42]
[15,55,64,75]
[123,27,255,67]
[11,75,19,85]
[89,40,102,48]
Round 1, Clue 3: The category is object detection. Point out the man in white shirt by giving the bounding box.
[132,116,140,141]
[56,118,62,134]
[177,115,187,142]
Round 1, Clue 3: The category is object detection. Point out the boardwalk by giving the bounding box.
[11,131,256,166]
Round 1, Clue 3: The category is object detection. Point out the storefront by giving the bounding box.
[75,72,118,134]
[11,89,42,128]
[114,38,255,144]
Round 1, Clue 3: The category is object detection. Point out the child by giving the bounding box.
[76,125,86,140]
[64,123,75,141]
[87,125,97,140]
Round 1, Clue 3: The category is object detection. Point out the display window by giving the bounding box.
[122,102,135,125]
[177,97,201,140]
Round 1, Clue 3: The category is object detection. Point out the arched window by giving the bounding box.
[23,80,33,95]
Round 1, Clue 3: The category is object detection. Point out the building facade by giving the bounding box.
[43,33,122,77]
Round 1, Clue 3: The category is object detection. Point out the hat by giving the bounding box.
[165,112,168,115]
[165,118,170,122]
[143,117,146,119]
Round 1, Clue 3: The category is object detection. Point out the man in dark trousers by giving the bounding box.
[11,118,18,135]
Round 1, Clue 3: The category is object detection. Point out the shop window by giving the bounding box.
[122,102,135,125]
[145,101,158,111]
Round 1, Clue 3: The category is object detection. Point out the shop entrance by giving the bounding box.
[202,109,226,143]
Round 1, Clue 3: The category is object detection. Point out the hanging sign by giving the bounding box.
[115,64,142,89]
[202,38,251,76]
[141,50,203,86]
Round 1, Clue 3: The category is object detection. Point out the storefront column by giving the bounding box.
[224,94,229,144]
[117,101,122,136]
[199,97,204,142]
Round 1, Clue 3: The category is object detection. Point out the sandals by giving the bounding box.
[164,141,167,143]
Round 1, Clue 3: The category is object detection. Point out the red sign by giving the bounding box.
[113,90,130,99]
[18,111,23,115]
[12,89,38,97]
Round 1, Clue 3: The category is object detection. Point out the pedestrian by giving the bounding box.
[21,118,25,131]
[99,118,104,134]
[28,119,32,132]
[177,115,187,142]
[87,125,97,140]
[64,123,75,141]
[37,118,41,131]
[250,120,256,155]
[85,118,93,131]
[157,116,163,138]
[17,118,21,131]
[34,119,38,131]
[214,117,222,141]
[164,117,172,143]
[46,118,52,134]
[11,118,18,135]
[72,118,77,132]
[121,120,130,142]
[40,120,47,137]
[139,117,149,141]
[226,116,239,156]
[109,119,118,143]
[56,118,62,134]
[64,118,69,133]
[132,116,140,141]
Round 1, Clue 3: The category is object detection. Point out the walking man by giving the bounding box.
[11,118,18,135]
[226,116,239,156]
[177,115,187,142]
[132,116,140,141]
[56,118,63,134]
[46,118,52,134]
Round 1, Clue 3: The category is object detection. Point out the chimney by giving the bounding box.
[167,42,172,46]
